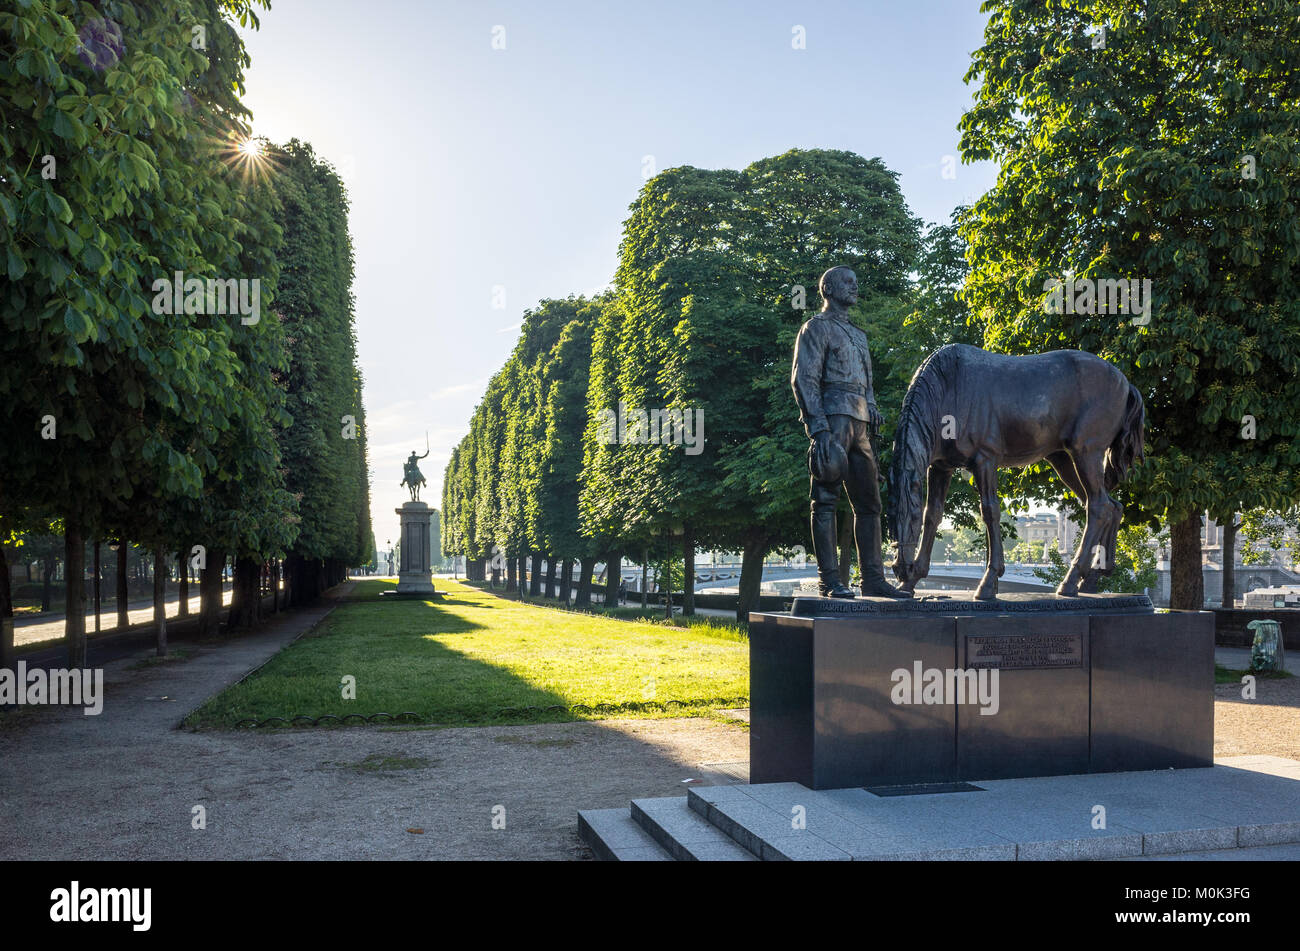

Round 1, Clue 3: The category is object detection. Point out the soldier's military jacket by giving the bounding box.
[790,312,878,438]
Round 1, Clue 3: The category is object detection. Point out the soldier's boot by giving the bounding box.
[856,515,912,599]
[819,570,855,599]
[812,503,855,599]
[860,573,910,599]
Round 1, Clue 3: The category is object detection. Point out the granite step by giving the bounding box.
[577,808,672,861]
[683,762,1300,860]
[582,758,1300,861]
[630,797,759,861]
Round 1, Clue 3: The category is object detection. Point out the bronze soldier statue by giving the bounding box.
[791,266,909,599]
[401,450,429,502]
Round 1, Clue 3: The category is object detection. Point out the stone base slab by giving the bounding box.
[578,756,1300,861]
[749,607,1213,789]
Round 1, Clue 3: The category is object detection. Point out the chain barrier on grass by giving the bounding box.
[231,696,750,729]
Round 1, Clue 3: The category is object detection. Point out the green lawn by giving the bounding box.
[1214,664,1293,684]
[185,578,749,729]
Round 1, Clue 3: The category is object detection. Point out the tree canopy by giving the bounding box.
[959,0,1300,608]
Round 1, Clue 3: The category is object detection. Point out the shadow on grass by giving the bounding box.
[187,595,571,729]
[186,583,748,730]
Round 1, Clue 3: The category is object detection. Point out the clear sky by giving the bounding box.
[234,0,999,551]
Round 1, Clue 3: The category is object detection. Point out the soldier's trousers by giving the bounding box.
[809,414,886,579]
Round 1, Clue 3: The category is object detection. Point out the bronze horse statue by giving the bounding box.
[401,449,429,502]
[888,344,1144,599]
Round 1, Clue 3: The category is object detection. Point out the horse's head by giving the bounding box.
[888,413,928,587]
[887,346,955,587]
[889,463,925,585]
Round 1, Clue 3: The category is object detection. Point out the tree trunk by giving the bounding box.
[0,542,13,676]
[682,523,696,616]
[65,521,86,668]
[506,554,517,592]
[177,547,189,617]
[198,549,226,639]
[41,553,54,612]
[115,538,129,630]
[1169,513,1204,611]
[544,558,557,599]
[153,549,168,657]
[1221,517,1238,608]
[560,558,574,604]
[529,552,542,596]
[604,549,621,607]
[737,530,770,623]
[663,559,673,620]
[228,556,261,631]
[575,557,595,607]
[641,554,649,609]
[92,541,100,632]
[284,554,322,608]
[272,559,281,613]
[283,553,298,607]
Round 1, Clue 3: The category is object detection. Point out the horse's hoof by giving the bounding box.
[1056,583,1078,597]
[974,585,997,601]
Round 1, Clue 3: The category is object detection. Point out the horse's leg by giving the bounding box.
[1057,452,1113,597]
[906,466,953,592]
[1051,450,1122,592]
[971,455,1002,601]
[1101,498,1123,582]
[1077,497,1121,592]
[1046,451,1094,592]
[1082,498,1123,592]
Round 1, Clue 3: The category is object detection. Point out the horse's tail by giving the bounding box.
[1104,382,1144,491]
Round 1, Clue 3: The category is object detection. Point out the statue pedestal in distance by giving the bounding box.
[391,501,439,597]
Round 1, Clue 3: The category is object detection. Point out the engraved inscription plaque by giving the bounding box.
[965,632,1084,670]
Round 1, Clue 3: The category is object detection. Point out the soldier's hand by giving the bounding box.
[812,429,834,472]
[867,404,883,432]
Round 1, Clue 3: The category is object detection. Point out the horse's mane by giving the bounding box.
[889,345,962,540]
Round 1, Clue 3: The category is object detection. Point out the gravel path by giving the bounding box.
[1214,672,1300,761]
[0,587,747,860]
[14,587,233,647]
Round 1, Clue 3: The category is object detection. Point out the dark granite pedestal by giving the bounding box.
[749,593,1214,790]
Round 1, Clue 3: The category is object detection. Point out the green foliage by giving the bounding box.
[448,295,608,563]
[719,150,923,546]
[447,149,924,598]
[0,0,275,541]
[1033,525,1160,594]
[586,165,759,553]
[871,208,985,527]
[1,2,368,615]
[959,0,1300,536]
[1007,541,1042,564]
[583,150,923,567]
[947,525,986,562]
[270,141,370,566]
[1239,508,1299,567]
